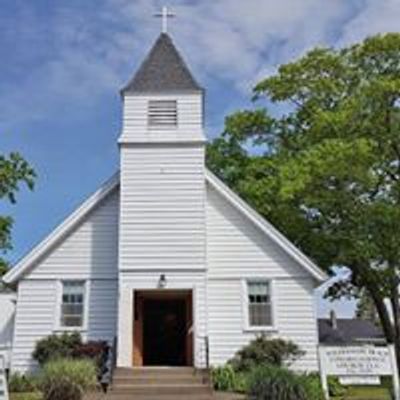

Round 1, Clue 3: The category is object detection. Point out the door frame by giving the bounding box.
[132,289,194,367]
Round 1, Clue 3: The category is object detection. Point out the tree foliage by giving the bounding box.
[0,152,35,270]
[207,33,400,363]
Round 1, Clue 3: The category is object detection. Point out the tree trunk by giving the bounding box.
[390,287,400,374]
[369,287,395,343]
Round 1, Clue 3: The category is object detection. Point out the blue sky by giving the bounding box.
[1,0,399,317]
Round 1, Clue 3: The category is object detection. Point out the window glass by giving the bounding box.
[247,281,272,327]
[61,281,85,328]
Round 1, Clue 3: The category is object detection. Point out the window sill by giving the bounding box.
[243,326,278,333]
[53,327,87,333]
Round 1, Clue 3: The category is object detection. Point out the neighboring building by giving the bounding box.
[0,286,16,369]
[318,311,385,345]
[2,32,327,373]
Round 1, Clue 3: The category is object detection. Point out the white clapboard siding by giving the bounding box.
[206,279,318,371]
[117,271,207,368]
[11,279,118,373]
[205,184,319,371]
[206,185,310,279]
[25,190,119,280]
[120,94,203,142]
[11,190,119,372]
[119,145,206,270]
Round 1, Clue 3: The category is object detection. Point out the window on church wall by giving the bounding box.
[60,281,86,328]
[246,280,272,327]
[148,100,178,127]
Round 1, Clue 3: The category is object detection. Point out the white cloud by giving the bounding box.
[1,0,399,128]
[339,0,400,45]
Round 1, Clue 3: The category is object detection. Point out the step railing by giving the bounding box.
[99,336,117,393]
[196,335,210,384]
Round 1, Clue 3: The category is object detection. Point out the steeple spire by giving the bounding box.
[121,33,202,94]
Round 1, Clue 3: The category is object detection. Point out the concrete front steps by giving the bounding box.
[106,367,213,399]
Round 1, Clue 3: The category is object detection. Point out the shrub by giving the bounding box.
[301,373,325,400]
[327,376,346,397]
[32,332,82,366]
[211,365,236,391]
[8,372,38,393]
[229,335,304,372]
[39,358,97,400]
[247,364,311,400]
[71,341,108,370]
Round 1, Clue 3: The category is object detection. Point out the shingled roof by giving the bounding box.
[318,318,385,345]
[122,33,202,94]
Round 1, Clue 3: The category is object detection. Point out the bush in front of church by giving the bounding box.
[247,364,324,400]
[39,358,97,400]
[228,335,304,373]
[32,332,82,366]
[32,332,108,371]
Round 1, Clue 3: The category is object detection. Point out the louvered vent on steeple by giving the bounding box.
[148,100,178,128]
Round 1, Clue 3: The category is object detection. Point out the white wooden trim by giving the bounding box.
[54,280,89,333]
[205,170,328,282]
[3,173,119,284]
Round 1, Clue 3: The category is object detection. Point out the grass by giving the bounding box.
[10,393,42,400]
[333,386,391,400]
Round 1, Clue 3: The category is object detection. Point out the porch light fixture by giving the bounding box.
[158,274,167,289]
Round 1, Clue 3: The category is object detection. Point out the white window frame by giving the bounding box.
[242,279,276,332]
[54,280,90,332]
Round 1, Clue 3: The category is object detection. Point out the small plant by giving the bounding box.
[8,372,38,393]
[39,358,97,400]
[229,335,304,372]
[247,364,312,400]
[211,365,236,391]
[327,376,346,397]
[32,332,82,366]
[301,373,325,400]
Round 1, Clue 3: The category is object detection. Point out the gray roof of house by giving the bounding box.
[122,33,202,94]
[318,318,385,345]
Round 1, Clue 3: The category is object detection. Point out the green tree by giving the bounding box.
[0,152,35,273]
[355,289,378,324]
[207,33,400,365]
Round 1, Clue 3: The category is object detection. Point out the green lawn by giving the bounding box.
[10,393,42,400]
[333,386,391,400]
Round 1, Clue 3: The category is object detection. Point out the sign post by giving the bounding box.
[389,344,400,400]
[319,345,399,400]
[0,354,9,400]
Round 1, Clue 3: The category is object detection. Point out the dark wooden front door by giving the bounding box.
[143,299,187,366]
[133,290,193,367]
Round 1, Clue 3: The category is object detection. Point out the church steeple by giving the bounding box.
[117,27,206,368]
[119,32,204,144]
[121,33,202,94]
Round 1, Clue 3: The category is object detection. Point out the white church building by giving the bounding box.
[2,32,327,373]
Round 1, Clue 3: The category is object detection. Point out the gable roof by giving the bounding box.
[121,33,202,94]
[2,170,327,284]
[2,173,119,285]
[318,318,385,345]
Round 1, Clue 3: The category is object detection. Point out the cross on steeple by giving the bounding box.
[154,6,176,34]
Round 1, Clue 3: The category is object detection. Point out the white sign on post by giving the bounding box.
[0,355,9,400]
[319,345,400,400]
